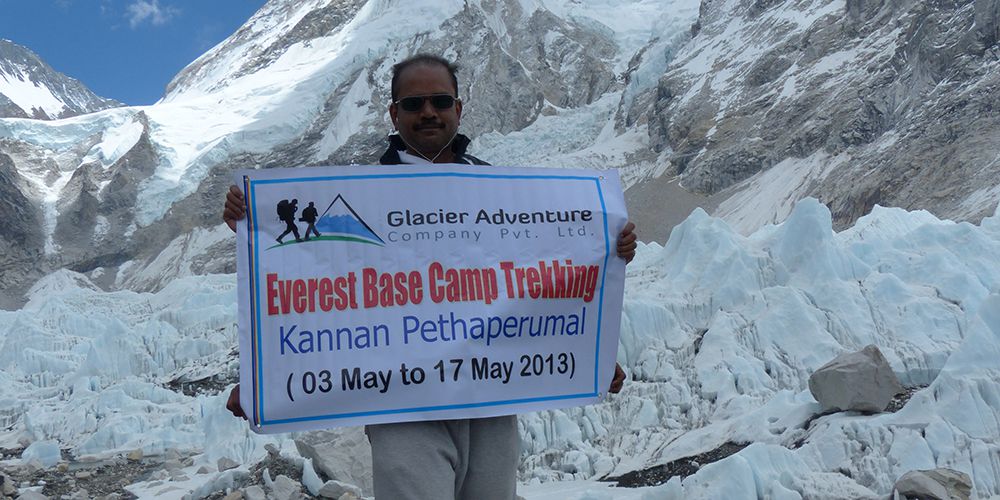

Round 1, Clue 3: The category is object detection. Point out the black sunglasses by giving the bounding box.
[394,94,459,112]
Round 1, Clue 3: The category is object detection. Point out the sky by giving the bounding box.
[0,0,267,105]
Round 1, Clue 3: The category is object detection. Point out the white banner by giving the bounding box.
[236,164,627,433]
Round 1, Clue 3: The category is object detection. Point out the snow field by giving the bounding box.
[2,199,999,498]
[524,200,1000,498]
[0,68,67,118]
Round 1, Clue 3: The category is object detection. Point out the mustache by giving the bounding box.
[415,121,444,130]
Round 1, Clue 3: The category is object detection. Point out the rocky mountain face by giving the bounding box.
[0,39,121,120]
[163,0,620,161]
[0,0,667,307]
[0,0,998,308]
[644,0,1000,231]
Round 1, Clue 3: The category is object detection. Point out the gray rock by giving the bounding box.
[15,491,48,500]
[317,479,363,499]
[243,485,266,500]
[268,475,305,500]
[294,427,373,496]
[894,468,972,500]
[264,443,281,458]
[2,472,16,495]
[217,457,240,472]
[126,449,143,461]
[337,493,359,500]
[808,344,903,413]
[222,491,243,500]
[895,473,950,499]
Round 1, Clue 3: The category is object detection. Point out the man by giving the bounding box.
[299,201,321,240]
[275,198,301,244]
[223,54,636,499]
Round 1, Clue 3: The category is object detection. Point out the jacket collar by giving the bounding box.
[379,134,473,165]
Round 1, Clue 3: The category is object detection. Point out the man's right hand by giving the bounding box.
[226,384,247,420]
[223,185,247,421]
[223,184,246,233]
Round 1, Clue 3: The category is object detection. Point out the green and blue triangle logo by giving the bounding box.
[269,194,385,249]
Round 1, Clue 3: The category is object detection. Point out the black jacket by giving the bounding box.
[379,134,489,166]
[299,206,318,223]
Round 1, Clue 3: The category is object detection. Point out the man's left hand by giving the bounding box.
[611,222,635,394]
[617,221,637,264]
[608,363,626,394]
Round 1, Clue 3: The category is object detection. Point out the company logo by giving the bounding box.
[269,194,385,249]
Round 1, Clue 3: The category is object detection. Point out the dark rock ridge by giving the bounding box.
[0,149,43,308]
[606,442,749,487]
[0,112,158,305]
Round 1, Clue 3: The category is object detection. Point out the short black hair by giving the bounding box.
[391,54,459,102]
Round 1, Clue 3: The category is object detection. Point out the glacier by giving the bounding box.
[2,198,1000,498]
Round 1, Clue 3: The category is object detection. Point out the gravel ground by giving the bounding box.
[2,454,159,499]
[0,449,312,500]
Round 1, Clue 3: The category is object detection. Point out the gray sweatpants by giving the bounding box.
[367,415,519,500]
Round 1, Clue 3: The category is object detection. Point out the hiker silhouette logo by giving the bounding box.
[270,194,385,248]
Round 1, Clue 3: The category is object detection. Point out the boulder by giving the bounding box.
[243,486,266,500]
[808,344,903,412]
[318,479,363,499]
[268,475,305,500]
[294,427,373,496]
[894,468,972,500]
[2,472,17,496]
[217,457,240,472]
[16,490,48,500]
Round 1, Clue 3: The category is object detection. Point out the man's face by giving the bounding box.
[389,63,463,157]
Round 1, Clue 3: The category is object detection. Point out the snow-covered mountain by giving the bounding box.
[2,0,997,310]
[0,39,121,120]
[0,0,699,307]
